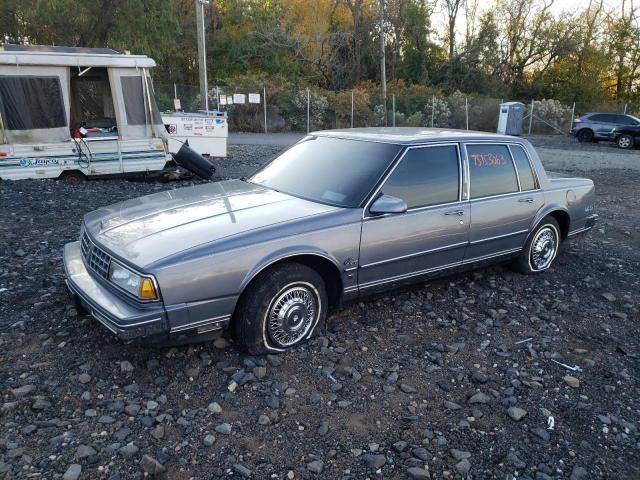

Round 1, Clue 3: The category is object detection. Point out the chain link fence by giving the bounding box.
[155,83,638,136]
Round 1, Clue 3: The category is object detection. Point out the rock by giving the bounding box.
[307,460,324,474]
[119,443,139,458]
[570,465,588,480]
[266,354,283,367]
[10,385,35,398]
[151,425,164,440]
[75,444,96,460]
[456,458,471,476]
[258,414,271,426]
[450,449,471,461]
[444,400,462,410]
[507,407,528,421]
[204,434,216,447]
[125,404,141,416]
[253,366,267,379]
[400,384,416,393]
[563,375,580,388]
[32,398,51,410]
[215,423,232,435]
[530,426,550,442]
[207,402,222,414]
[387,371,399,383]
[78,373,91,384]
[120,361,135,373]
[407,467,430,479]
[213,337,229,348]
[337,400,352,408]
[471,371,489,384]
[362,453,386,470]
[601,293,616,302]
[98,415,115,424]
[63,464,82,480]
[393,441,408,452]
[140,454,166,475]
[468,392,491,404]
[317,419,329,436]
[233,464,252,478]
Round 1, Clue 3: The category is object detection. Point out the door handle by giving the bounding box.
[444,210,465,216]
[518,198,534,203]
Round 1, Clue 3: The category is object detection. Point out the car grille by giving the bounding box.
[80,232,112,279]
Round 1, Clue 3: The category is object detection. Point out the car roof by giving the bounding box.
[310,127,525,145]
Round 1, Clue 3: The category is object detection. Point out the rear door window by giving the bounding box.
[590,114,615,122]
[467,144,519,199]
[381,145,460,209]
[509,145,537,191]
[616,115,636,125]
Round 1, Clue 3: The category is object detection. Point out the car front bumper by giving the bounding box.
[63,241,169,341]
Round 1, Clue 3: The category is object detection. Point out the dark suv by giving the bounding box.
[571,113,640,143]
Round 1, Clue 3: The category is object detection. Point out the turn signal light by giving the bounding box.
[139,278,157,300]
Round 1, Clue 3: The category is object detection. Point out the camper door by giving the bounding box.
[0,66,70,145]
[109,68,163,140]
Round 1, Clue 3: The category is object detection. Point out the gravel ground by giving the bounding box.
[0,145,639,480]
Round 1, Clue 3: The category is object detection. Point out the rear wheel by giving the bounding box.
[234,263,327,355]
[514,217,561,274]
[59,170,85,183]
[577,129,594,143]
[616,134,634,149]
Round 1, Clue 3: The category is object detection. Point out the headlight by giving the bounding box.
[108,262,158,300]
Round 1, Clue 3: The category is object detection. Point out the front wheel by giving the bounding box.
[616,134,634,149]
[514,217,561,274]
[234,263,327,355]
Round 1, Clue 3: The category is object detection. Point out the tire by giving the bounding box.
[234,262,328,355]
[616,134,634,149]
[577,129,594,143]
[59,170,85,183]
[514,217,561,274]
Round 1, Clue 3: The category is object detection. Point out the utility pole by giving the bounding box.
[196,0,210,111]
[379,0,387,126]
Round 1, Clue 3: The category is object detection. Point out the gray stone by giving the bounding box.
[119,443,139,458]
[530,426,550,442]
[125,404,141,416]
[444,400,462,410]
[258,414,271,425]
[507,407,528,421]
[253,366,267,379]
[602,292,616,302]
[63,464,82,480]
[75,445,96,460]
[407,467,430,479]
[120,361,135,373]
[233,463,252,478]
[450,449,471,461]
[400,384,416,393]
[10,385,35,398]
[456,458,471,476]
[207,401,222,414]
[468,392,491,404]
[140,455,166,475]
[146,400,159,410]
[204,434,216,447]
[363,453,386,470]
[307,460,324,474]
[215,423,232,435]
[563,375,580,388]
[78,373,91,384]
[570,466,588,480]
[32,398,51,410]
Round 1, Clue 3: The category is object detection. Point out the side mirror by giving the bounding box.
[369,194,408,215]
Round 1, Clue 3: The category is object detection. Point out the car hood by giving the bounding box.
[84,179,338,268]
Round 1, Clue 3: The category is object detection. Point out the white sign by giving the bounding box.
[227,95,234,105]
[219,95,227,105]
[248,93,261,104]
[233,93,246,104]
[173,98,181,111]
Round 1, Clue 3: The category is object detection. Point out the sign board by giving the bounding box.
[219,95,227,105]
[173,98,181,111]
[227,95,234,105]
[233,93,246,104]
[248,93,261,104]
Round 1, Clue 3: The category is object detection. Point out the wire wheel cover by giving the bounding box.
[530,226,557,270]
[267,285,317,347]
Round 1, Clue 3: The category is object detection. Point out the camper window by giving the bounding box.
[0,76,66,130]
[120,76,162,126]
[70,67,116,133]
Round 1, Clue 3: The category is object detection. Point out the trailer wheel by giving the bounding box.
[59,170,86,183]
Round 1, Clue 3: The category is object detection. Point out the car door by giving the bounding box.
[592,114,617,138]
[358,144,469,292]
[464,143,543,261]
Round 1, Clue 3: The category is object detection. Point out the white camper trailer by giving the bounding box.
[0,45,170,181]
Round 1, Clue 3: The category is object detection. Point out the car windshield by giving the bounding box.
[249,136,402,207]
